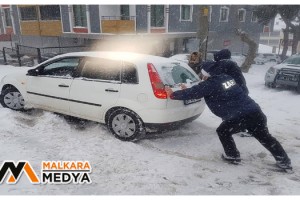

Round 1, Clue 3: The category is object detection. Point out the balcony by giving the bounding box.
[20,21,62,37]
[101,16,135,34]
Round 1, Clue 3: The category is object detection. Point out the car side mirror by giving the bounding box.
[27,68,40,76]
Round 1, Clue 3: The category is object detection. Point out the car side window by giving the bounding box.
[80,58,121,82]
[122,62,138,84]
[40,57,81,77]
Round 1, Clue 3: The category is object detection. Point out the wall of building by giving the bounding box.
[0,9,4,34]
[99,5,120,17]
[168,5,199,33]
[135,5,147,33]
[11,5,20,35]
[60,5,71,33]
[89,5,100,33]
[7,4,263,55]
[207,5,261,53]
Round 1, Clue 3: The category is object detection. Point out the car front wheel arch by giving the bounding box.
[106,107,145,141]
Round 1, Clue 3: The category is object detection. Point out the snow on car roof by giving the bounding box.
[54,51,172,64]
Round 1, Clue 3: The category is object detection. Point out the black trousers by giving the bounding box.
[216,111,290,163]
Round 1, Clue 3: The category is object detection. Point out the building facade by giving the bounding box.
[0,5,263,56]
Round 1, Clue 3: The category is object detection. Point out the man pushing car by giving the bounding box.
[165,61,292,172]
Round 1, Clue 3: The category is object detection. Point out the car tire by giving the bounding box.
[270,82,276,88]
[297,82,300,93]
[265,82,276,88]
[107,109,145,141]
[0,86,25,111]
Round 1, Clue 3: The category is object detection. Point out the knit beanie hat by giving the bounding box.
[214,49,231,62]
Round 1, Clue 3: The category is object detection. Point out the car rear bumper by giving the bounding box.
[137,100,205,124]
[145,113,201,132]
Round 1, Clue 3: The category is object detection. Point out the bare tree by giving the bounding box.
[256,5,300,58]
[235,29,258,73]
[281,28,290,60]
[197,5,209,58]
[232,5,258,72]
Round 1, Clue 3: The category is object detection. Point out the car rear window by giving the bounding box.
[156,63,199,87]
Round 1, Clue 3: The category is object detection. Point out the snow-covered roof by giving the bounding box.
[55,51,172,64]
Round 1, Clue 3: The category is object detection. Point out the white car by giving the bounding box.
[0,51,205,141]
[231,53,266,66]
[258,53,281,63]
[265,54,300,92]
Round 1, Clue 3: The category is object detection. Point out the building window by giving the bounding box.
[251,11,258,22]
[4,8,12,27]
[180,5,192,21]
[73,5,87,27]
[120,5,130,20]
[40,5,61,20]
[220,6,229,22]
[238,9,246,22]
[151,5,165,27]
[19,6,38,21]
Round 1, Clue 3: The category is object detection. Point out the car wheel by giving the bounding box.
[0,87,25,111]
[265,82,276,88]
[270,82,276,88]
[297,82,300,93]
[107,109,145,141]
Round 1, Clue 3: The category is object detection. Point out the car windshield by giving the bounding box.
[282,56,300,65]
[156,63,200,87]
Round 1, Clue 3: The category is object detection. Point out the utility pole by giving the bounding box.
[198,5,209,60]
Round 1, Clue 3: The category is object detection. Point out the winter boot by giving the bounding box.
[221,154,241,165]
[276,158,292,170]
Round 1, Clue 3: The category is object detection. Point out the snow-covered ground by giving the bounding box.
[0,62,299,195]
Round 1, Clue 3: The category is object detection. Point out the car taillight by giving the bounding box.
[147,63,167,99]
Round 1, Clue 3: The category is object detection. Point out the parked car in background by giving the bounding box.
[265,54,300,92]
[253,55,265,65]
[231,52,246,67]
[206,50,246,67]
[231,53,266,65]
[169,53,190,63]
[258,53,281,63]
[205,50,218,61]
[0,51,205,141]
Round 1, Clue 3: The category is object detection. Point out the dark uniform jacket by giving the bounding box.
[188,62,202,75]
[216,59,249,95]
[170,73,260,121]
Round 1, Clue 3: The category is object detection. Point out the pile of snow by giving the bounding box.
[0,64,299,195]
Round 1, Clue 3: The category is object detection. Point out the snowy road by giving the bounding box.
[0,63,300,195]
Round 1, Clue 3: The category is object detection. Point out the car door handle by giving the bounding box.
[105,89,119,92]
[58,84,69,88]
